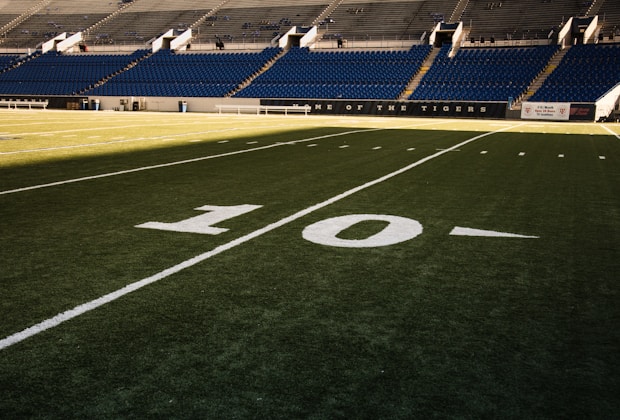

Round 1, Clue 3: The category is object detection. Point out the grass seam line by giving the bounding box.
[0,122,524,351]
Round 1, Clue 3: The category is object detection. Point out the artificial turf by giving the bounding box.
[1,111,619,418]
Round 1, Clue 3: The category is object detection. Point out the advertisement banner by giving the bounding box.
[569,103,596,121]
[261,99,507,119]
[521,102,571,120]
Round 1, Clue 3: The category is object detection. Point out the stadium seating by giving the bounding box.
[0,1,619,105]
[235,45,431,99]
[410,44,559,102]
[87,47,282,97]
[529,43,620,102]
[0,54,20,71]
[461,0,584,42]
[0,50,148,95]
[0,0,123,50]
[195,0,329,45]
[322,0,459,42]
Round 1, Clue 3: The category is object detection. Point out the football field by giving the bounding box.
[1,109,619,418]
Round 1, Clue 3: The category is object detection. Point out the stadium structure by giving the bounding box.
[0,0,619,121]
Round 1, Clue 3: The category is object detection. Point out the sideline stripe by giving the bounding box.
[601,124,620,140]
[0,123,523,351]
[0,128,382,196]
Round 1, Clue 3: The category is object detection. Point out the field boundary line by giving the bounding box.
[0,122,524,351]
[0,128,384,196]
[601,124,620,140]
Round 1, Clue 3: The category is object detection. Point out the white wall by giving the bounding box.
[595,83,620,121]
[91,96,261,113]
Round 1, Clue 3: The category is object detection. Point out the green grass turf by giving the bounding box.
[0,110,619,418]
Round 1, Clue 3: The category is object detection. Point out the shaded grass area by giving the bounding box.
[0,115,619,418]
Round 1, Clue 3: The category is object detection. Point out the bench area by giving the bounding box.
[0,99,49,109]
[216,104,311,115]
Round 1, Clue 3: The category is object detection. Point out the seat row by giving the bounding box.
[0,44,618,102]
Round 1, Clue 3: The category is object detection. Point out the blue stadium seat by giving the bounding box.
[530,43,620,102]
[87,47,281,97]
[410,44,558,102]
[235,45,432,100]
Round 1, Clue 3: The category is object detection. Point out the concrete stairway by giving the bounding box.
[515,46,570,108]
[399,46,440,100]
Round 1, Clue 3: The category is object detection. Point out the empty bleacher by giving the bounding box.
[194,0,330,46]
[529,43,620,102]
[0,0,617,110]
[461,0,583,43]
[235,45,431,99]
[85,1,221,46]
[86,47,282,97]
[597,1,620,42]
[0,0,42,28]
[1,0,124,50]
[322,0,459,43]
[0,54,20,71]
[410,44,559,101]
[0,50,148,95]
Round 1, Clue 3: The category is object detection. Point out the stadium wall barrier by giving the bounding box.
[90,96,261,113]
[0,95,88,110]
[261,99,508,119]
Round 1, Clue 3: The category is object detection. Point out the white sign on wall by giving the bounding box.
[521,102,571,121]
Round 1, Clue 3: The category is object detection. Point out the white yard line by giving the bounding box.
[0,122,309,155]
[601,124,620,140]
[0,119,453,195]
[0,122,524,351]
[0,128,382,196]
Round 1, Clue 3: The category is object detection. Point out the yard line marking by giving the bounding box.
[450,227,539,238]
[519,152,526,156]
[480,150,488,154]
[0,128,384,196]
[407,148,415,151]
[0,123,525,351]
[0,122,312,155]
[599,156,606,160]
[307,144,318,147]
[558,154,564,158]
[339,145,350,149]
[372,146,382,150]
[601,124,620,140]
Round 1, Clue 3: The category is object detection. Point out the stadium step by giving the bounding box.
[514,45,570,108]
[399,46,440,100]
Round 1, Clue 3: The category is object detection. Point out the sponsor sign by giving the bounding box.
[521,102,571,120]
[568,103,596,121]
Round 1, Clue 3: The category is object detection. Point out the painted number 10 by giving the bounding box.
[136,204,423,248]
